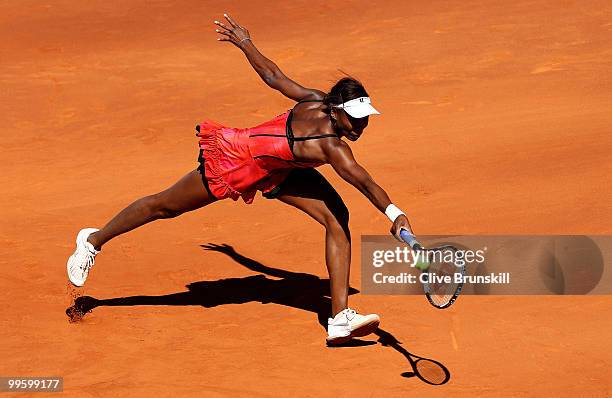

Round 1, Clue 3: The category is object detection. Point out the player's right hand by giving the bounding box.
[391,214,412,242]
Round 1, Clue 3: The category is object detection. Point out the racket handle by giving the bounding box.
[399,229,422,251]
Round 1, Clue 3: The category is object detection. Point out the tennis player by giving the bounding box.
[67,14,413,345]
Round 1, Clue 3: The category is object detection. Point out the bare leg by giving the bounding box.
[88,169,217,250]
[276,169,350,316]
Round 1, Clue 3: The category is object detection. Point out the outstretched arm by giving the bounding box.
[214,14,324,102]
[322,139,413,238]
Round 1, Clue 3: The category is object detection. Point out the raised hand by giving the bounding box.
[214,13,251,49]
[213,13,323,101]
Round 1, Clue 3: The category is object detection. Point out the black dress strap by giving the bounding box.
[292,134,338,141]
[297,99,324,104]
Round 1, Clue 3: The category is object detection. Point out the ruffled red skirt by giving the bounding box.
[196,119,292,204]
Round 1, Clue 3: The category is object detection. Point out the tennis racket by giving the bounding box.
[399,229,465,309]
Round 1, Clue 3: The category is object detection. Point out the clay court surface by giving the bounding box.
[1,0,611,396]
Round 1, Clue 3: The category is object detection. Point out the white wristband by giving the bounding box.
[385,204,405,222]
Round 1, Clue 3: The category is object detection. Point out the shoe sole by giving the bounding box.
[67,252,85,287]
[67,261,84,287]
[351,318,380,338]
[326,318,380,346]
[326,334,352,346]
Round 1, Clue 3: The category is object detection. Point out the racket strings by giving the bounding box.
[424,247,462,307]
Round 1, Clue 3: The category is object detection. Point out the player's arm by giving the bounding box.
[214,14,324,102]
[323,139,413,237]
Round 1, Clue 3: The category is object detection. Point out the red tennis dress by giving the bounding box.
[195,100,336,204]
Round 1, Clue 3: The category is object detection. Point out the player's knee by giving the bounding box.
[146,194,182,219]
[336,203,350,228]
[157,206,182,219]
[323,202,350,233]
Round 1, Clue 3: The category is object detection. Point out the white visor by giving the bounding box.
[333,96,381,118]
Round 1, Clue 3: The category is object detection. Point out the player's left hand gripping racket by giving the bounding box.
[399,229,465,309]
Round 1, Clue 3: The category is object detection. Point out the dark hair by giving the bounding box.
[323,77,368,112]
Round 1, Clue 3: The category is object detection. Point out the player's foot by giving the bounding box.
[326,308,380,345]
[66,228,100,287]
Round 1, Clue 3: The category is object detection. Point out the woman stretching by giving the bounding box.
[67,14,413,345]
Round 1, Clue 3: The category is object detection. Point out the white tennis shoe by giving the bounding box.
[326,308,380,345]
[67,228,100,287]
